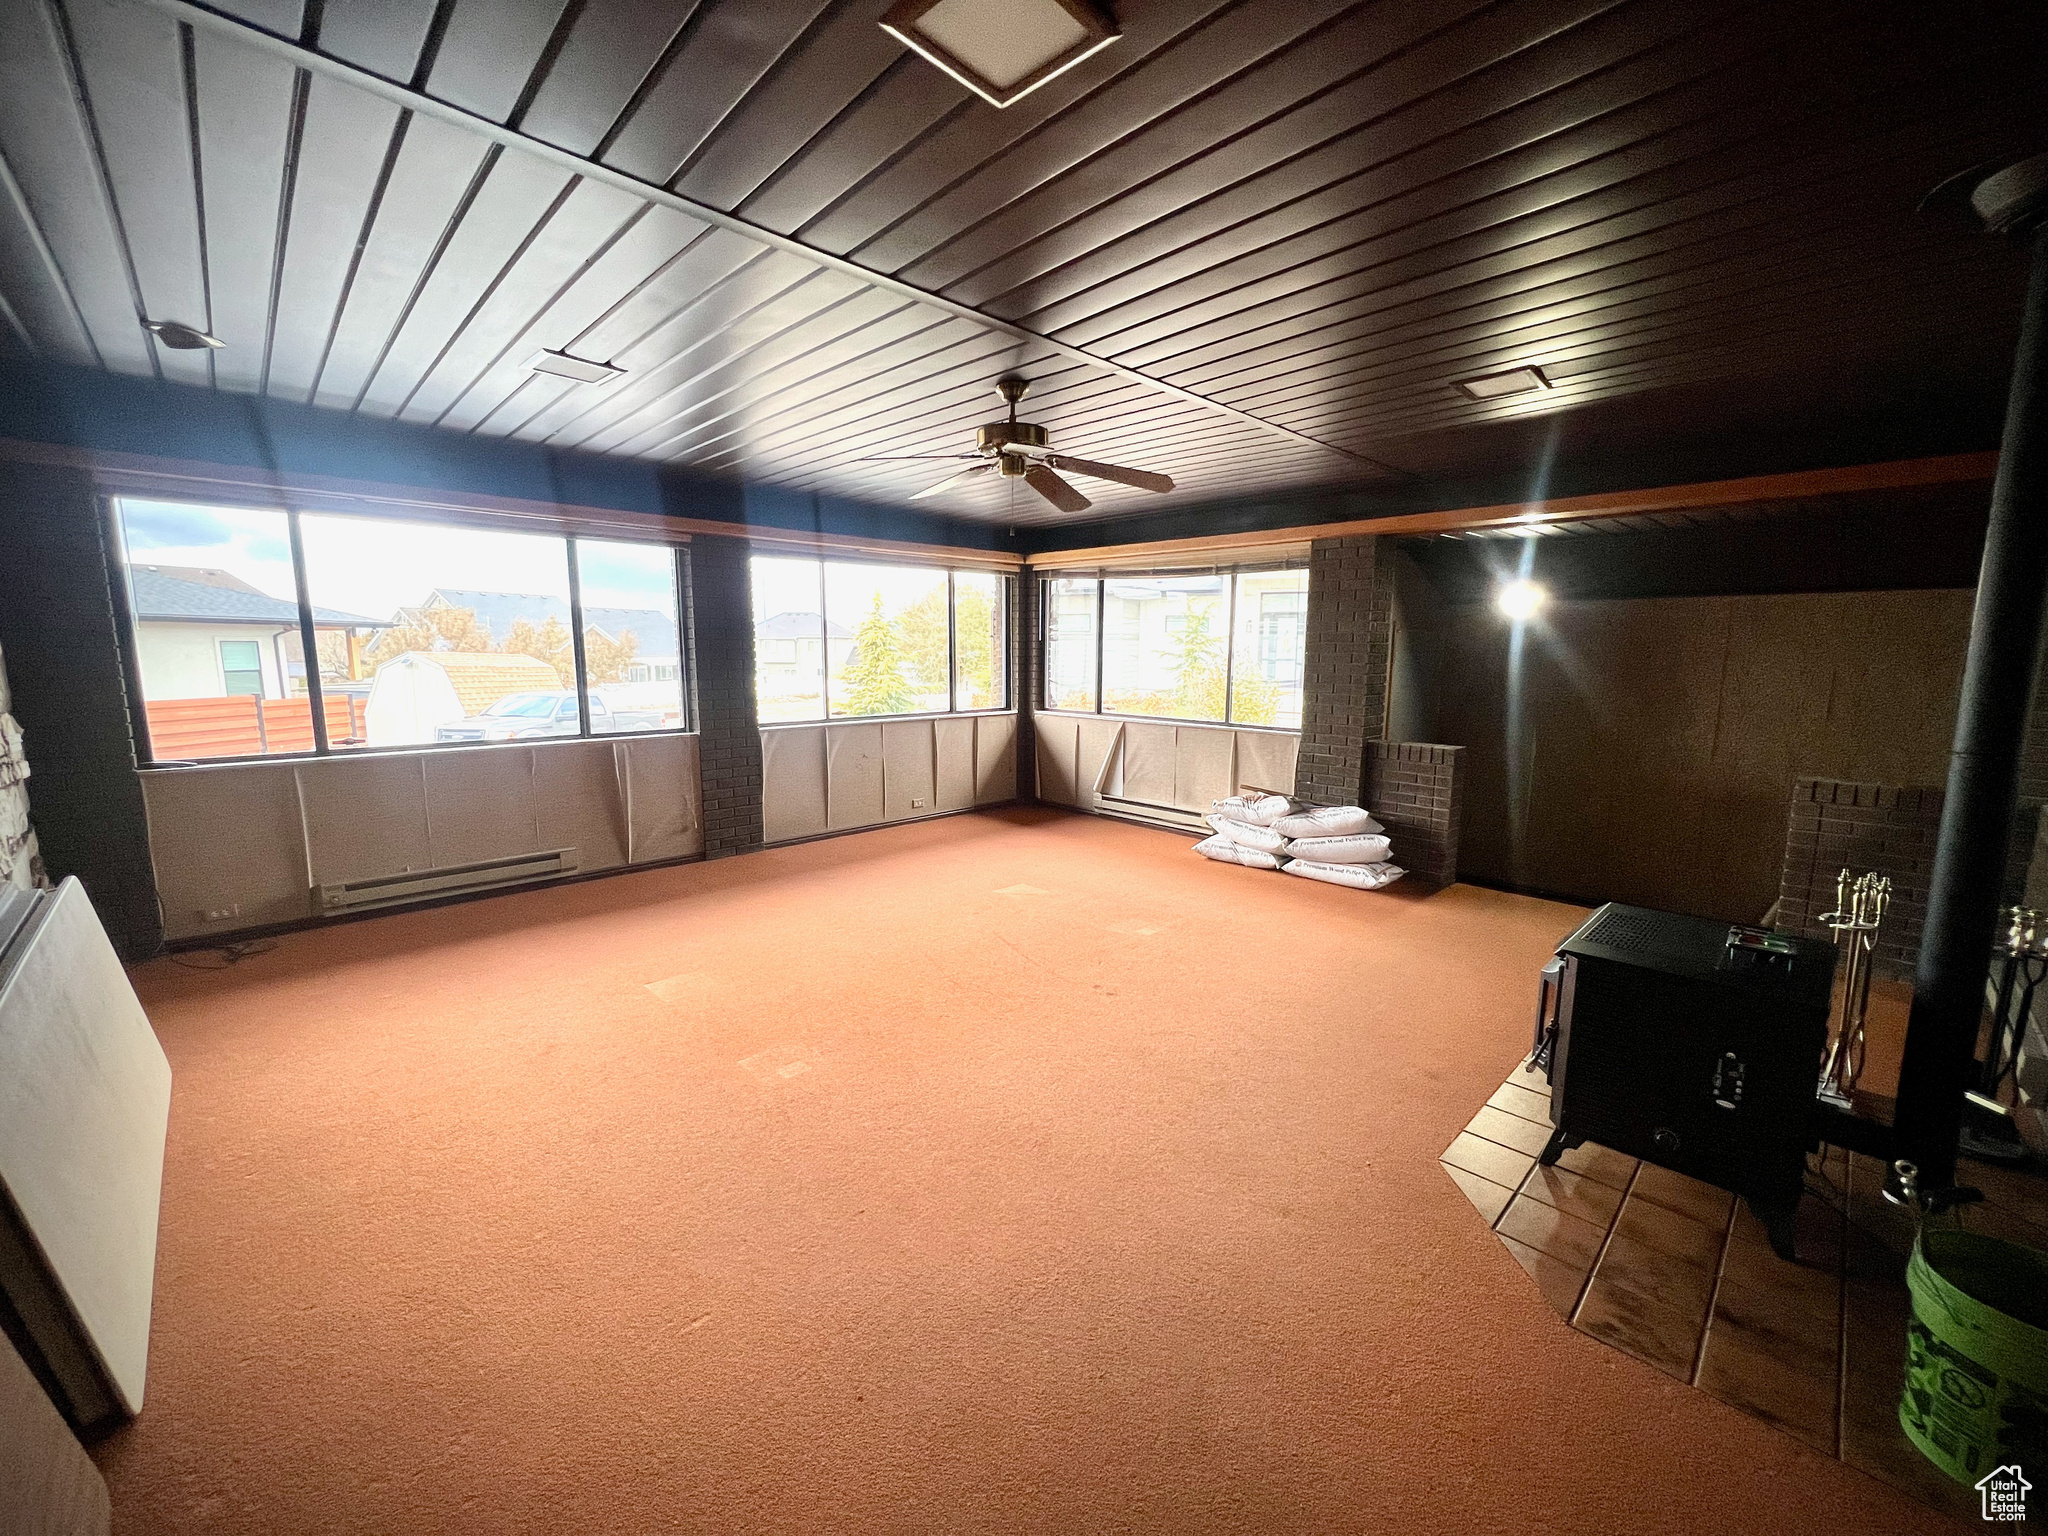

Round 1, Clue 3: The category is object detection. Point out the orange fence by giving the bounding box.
[144,695,366,759]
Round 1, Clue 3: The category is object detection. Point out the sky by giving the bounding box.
[116,499,678,622]
[114,500,1003,638]
[750,556,946,626]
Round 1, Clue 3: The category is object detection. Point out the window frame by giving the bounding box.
[750,551,1015,728]
[107,494,697,768]
[1036,564,1309,732]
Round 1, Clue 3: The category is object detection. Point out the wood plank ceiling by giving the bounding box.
[0,0,2042,526]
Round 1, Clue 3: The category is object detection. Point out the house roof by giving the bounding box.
[756,610,852,639]
[130,565,385,628]
[424,589,676,654]
[379,650,564,717]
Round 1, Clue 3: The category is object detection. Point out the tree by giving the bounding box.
[367,603,492,664]
[1162,604,1228,720]
[894,586,951,694]
[953,585,997,708]
[839,592,916,715]
[583,626,639,686]
[503,616,575,687]
[1097,601,1281,723]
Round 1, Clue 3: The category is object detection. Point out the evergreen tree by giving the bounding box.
[954,586,997,708]
[894,586,951,693]
[840,592,916,715]
[1164,605,1228,719]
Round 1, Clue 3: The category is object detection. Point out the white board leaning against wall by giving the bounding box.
[0,640,46,892]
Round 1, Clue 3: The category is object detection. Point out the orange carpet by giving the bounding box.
[97,808,1951,1533]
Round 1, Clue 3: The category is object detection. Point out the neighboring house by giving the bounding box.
[364,651,565,747]
[1097,574,1307,695]
[417,589,681,681]
[128,565,384,701]
[755,611,852,701]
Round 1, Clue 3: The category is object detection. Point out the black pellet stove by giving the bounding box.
[1532,903,1837,1258]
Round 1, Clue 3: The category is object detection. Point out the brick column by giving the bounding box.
[1364,742,1464,886]
[1295,534,1393,806]
[0,462,161,956]
[682,534,763,859]
[1776,778,2037,980]
[1014,569,1038,800]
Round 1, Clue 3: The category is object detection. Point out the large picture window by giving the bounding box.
[112,497,689,762]
[1039,566,1309,729]
[749,556,1010,722]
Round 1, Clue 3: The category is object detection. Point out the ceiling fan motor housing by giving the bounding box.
[976,420,1048,456]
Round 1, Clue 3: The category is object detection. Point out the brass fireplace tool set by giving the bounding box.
[1818,869,1891,1107]
[1962,904,2047,1161]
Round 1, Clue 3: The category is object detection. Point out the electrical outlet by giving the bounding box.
[199,904,239,923]
[911,798,925,808]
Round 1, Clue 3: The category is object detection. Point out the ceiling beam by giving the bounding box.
[1023,452,1999,564]
[132,0,1408,481]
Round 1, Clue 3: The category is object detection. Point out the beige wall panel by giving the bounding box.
[142,762,308,942]
[883,720,938,820]
[975,713,1017,803]
[1437,588,1972,923]
[533,740,629,872]
[0,1326,109,1536]
[1036,714,1079,805]
[1173,724,1236,811]
[421,748,541,868]
[1120,721,1178,805]
[1234,731,1298,799]
[827,723,886,829]
[934,716,977,811]
[761,726,828,844]
[1077,718,1123,803]
[621,734,704,863]
[299,754,431,884]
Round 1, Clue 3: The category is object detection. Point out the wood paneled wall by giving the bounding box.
[1430,588,1974,923]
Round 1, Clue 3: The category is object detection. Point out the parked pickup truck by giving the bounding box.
[433,690,665,742]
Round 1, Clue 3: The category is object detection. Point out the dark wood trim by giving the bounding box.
[1024,453,2000,565]
[0,435,1025,568]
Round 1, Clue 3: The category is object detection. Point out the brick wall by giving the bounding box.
[0,462,161,956]
[1775,778,2037,980]
[1364,741,1464,886]
[1014,570,1037,800]
[1295,534,1393,806]
[682,535,763,860]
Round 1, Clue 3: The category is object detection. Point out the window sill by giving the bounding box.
[758,709,1016,731]
[137,728,701,770]
[1032,709,1300,735]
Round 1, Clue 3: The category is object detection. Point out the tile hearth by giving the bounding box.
[1443,1060,2048,1524]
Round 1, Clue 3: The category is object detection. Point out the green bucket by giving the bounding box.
[1900,1227,2048,1488]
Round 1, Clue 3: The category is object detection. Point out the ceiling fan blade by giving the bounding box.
[1023,462,1091,514]
[857,454,980,461]
[1045,454,1174,494]
[910,462,995,500]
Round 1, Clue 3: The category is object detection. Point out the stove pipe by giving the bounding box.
[1893,153,2048,1189]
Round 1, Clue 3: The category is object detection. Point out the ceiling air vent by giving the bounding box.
[1453,366,1552,401]
[527,350,625,385]
[881,0,1119,108]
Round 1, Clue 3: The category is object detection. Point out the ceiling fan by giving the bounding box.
[863,377,1175,514]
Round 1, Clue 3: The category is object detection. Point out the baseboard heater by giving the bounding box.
[1094,792,1206,831]
[317,847,578,914]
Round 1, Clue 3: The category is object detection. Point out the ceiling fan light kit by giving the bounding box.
[142,319,225,350]
[877,376,1176,516]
